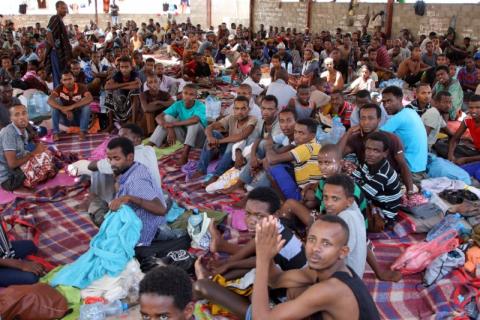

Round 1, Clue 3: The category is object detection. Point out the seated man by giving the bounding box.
[183,53,212,82]
[287,84,313,120]
[193,187,306,319]
[242,66,265,101]
[381,86,428,183]
[139,74,174,134]
[149,84,207,165]
[309,77,331,115]
[233,51,253,83]
[396,45,431,87]
[344,64,376,95]
[457,56,479,93]
[251,214,379,320]
[139,265,195,320]
[324,91,355,128]
[266,118,321,200]
[446,95,480,180]
[405,82,432,116]
[47,69,93,141]
[266,68,297,110]
[225,99,296,193]
[138,57,156,84]
[0,104,47,191]
[432,65,464,120]
[87,123,162,225]
[349,89,388,128]
[224,83,261,120]
[351,132,403,225]
[104,55,142,126]
[339,103,414,195]
[21,59,49,94]
[192,96,257,182]
[422,91,453,150]
[106,137,188,264]
[0,219,45,287]
[0,83,21,128]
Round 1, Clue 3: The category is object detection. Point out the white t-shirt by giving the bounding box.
[97,144,164,206]
[266,79,297,110]
[242,77,264,97]
[338,202,367,278]
[421,107,446,149]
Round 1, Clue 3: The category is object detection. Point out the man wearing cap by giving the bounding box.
[198,31,217,57]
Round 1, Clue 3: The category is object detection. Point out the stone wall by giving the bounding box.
[4,0,249,30]
[253,1,480,42]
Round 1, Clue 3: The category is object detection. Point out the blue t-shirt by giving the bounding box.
[381,107,427,173]
[164,100,207,127]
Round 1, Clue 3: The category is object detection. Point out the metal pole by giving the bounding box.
[95,0,98,26]
[386,0,394,38]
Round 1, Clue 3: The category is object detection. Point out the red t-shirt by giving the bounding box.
[465,118,480,150]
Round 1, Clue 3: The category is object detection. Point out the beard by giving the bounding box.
[112,164,131,176]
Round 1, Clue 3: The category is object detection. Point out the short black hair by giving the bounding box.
[246,187,281,214]
[121,123,144,138]
[183,83,198,91]
[55,1,66,8]
[435,65,449,75]
[296,118,318,134]
[359,103,381,119]
[234,95,250,106]
[433,90,452,101]
[145,57,155,63]
[107,137,134,156]
[118,55,132,64]
[315,215,350,245]
[262,95,278,109]
[139,266,192,310]
[355,89,371,100]
[279,107,297,120]
[416,82,431,91]
[61,69,73,77]
[366,131,390,152]
[297,84,310,91]
[324,174,355,198]
[470,95,480,103]
[382,86,403,99]
[318,143,339,157]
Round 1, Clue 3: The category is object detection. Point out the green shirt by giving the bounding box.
[315,178,368,218]
[433,79,463,120]
[163,99,207,127]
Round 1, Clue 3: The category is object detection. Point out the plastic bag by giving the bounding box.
[423,248,465,286]
[391,230,459,275]
[205,95,221,121]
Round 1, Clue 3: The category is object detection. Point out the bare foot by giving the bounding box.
[376,269,402,282]
[209,221,221,253]
[53,134,60,142]
[79,132,86,141]
[194,257,212,280]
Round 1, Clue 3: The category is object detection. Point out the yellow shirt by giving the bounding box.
[289,139,322,187]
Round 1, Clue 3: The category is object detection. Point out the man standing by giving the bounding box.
[110,1,120,26]
[46,1,72,88]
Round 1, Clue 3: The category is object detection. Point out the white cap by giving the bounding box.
[228,34,235,40]
[277,42,286,50]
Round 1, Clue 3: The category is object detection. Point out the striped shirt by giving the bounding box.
[0,220,14,259]
[352,159,402,219]
[116,162,166,246]
[275,222,307,270]
[289,140,322,188]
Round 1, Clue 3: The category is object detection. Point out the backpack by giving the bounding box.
[0,283,69,319]
[414,0,426,16]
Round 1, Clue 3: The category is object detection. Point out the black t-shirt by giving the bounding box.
[335,59,349,82]
[112,70,139,95]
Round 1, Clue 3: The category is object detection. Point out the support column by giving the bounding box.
[307,0,313,29]
[249,0,255,35]
[95,0,98,25]
[207,0,212,29]
[386,0,394,38]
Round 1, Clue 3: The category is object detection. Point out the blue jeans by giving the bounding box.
[462,161,480,181]
[0,240,39,287]
[269,163,301,200]
[50,49,61,88]
[239,140,270,187]
[52,105,91,134]
[197,131,233,176]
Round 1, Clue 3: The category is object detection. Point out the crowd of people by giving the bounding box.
[1,0,480,319]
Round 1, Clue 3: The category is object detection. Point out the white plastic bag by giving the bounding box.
[205,95,222,121]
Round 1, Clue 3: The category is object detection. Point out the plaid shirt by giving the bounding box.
[0,220,14,259]
[116,162,165,246]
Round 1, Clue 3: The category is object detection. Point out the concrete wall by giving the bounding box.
[4,0,249,31]
[253,1,480,42]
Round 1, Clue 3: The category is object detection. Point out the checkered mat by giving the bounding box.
[1,134,477,318]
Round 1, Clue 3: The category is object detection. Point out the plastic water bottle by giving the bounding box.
[83,63,94,83]
[315,125,329,145]
[329,116,346,144]
[426,213,463,242]
[287,62,293,74]
[79,300,128,320]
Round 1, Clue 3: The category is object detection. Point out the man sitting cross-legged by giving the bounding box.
[251,214,380,320]
[266,118,322,201]
[191,96,257,183]
[193,187,306,319]
[148,83,207,165]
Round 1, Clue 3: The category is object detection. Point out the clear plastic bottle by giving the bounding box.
[426,213,463,242]
[329,116,346,144]
[79,300,128,320]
